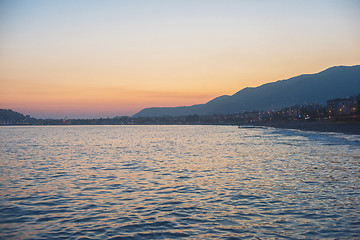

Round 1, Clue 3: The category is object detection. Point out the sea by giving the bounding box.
[0,125,359,240]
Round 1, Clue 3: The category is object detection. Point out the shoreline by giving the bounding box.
[247,120,360,135]
[2,120,360,135]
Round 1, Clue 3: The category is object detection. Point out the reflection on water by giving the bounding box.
[0,125,359,239]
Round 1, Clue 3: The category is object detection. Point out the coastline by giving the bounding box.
[247,120,360,135]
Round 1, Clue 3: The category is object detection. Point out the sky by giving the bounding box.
[1,0,359,118]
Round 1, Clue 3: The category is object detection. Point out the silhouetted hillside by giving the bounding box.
[0,109,34,124]
[133,65,360,117]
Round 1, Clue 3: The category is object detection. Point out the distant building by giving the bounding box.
[326,97,357,117]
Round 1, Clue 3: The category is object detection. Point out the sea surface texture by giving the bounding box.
[0,125,359,239]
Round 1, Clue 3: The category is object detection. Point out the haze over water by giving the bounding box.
[1,125,359,239]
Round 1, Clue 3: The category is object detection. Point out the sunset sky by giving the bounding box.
[1,0,359,118]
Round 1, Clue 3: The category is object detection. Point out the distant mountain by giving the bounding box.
[133,65,360,117]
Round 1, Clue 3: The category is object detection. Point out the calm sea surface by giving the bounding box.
[0,125,359,239]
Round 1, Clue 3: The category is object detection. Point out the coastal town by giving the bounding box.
[1,94,359,127]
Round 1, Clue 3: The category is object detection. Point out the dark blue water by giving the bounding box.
[0,125,359,239]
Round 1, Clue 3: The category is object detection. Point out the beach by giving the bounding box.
[249,120,360,135]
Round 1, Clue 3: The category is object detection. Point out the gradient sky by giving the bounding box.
[1,0,359,118]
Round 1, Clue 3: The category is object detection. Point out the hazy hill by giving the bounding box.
[133,65,360,117]
[0,109,33,124]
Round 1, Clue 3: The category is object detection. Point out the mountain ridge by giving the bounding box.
[133,65,360,117]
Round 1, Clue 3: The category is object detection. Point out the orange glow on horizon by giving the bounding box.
[0,81,224,118]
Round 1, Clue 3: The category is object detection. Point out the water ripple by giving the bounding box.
[0,125,359,239]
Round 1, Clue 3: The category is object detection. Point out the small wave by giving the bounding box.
[268,128,360,146]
